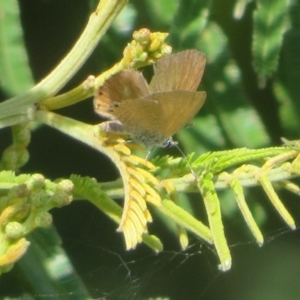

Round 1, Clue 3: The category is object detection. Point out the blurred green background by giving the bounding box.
[1,0,300,299]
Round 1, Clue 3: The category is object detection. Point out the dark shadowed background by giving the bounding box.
[1,0,300,299]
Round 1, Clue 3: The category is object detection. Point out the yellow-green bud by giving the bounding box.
[5,222,24,239]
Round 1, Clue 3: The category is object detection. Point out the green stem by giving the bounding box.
[34,110,105,154]
[39,59,124,111]
[0,0,128,124]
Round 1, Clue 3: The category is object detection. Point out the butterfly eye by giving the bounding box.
[112,103,120,108]
[162,138,178,148]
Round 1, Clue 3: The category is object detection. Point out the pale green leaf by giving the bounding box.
[252,0,290,87]
[0,0,34,95]
[198,22,270,148]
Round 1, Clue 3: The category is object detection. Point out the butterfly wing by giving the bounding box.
[94,51,207,147]
[94,70,150,119]
[149,50,206,93]
[154,91,206,138]
[107,96,164,145]
[110,91,206,146]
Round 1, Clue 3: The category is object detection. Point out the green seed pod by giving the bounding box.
[56,179,74,194]
[5,222,24,240]
[27,174,45,191]
[50,192,72,207]
[30,191,49,207]
[12,123,31,146]
[35,212,52,228]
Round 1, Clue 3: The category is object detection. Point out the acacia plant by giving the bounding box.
[0,0,300,298]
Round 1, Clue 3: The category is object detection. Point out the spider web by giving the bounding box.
[4,198,300,300]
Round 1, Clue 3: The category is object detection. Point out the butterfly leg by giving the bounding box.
[99,120,125,133]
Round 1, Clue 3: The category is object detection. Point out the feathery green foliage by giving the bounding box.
[1,1,300,298]
[252,0,289,87]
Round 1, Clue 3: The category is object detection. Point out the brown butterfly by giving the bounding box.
[94,50,206,148]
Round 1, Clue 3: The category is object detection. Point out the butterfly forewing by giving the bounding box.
[149,50,206,93]
[94,70,150,118]
[153,91,206,138]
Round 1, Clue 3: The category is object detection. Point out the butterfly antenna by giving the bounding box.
[145,149,152,160]
[172,141,198,181]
